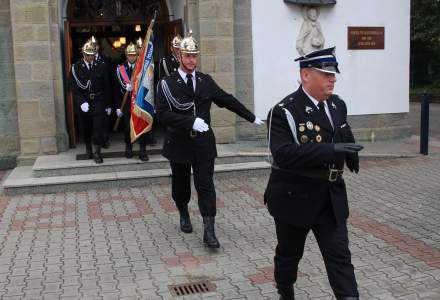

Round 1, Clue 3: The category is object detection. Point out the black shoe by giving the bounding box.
[277,284,294,300]
[179,207,193,233]
[203,217,220,248]
[139,149,149,161]
[93,146,103,164]
[86,143,93,159]
[125,146,133,158]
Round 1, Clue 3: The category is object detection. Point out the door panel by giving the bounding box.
[64,20,76,147]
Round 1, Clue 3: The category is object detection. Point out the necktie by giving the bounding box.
[186,73,194,95]
[317,101,333,130]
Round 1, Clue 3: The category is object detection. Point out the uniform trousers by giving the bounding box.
[274,218,359,298]
[170,160,216,217]
[78,112,106,146]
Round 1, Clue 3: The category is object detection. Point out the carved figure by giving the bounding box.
[296,6,325,55]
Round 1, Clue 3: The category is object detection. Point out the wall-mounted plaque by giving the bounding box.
[347,27,385,50]
[284,0,336,5]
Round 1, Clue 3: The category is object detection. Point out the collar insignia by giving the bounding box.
[305,106,313,114]
[332,102,337,109]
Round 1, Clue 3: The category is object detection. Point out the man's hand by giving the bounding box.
[126,83,133,92]
[116,109,123,117]
[105,108,112,116]
[334,143,364,154]
[192,117,209,132]
[346,153,359,173]
[254,117,264,126]
[80,102,89,113]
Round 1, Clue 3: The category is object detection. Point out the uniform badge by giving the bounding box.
[300,135,309,143]
[332,102,337,109]
[305,106,313,114]
[314,124,320,132]
[306,121,313,130]
[316,135,322,142]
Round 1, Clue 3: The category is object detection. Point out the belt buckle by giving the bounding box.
[189,130,197,138]
[328,168,339,182]
[89,93,95,99]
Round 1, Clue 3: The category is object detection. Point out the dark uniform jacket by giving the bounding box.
[114,61,134,115]
[158,54,179,79]
[264,87,356,227]
[70,59,111,116]
[156,71,256,163]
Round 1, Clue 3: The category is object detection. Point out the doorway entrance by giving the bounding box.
[63,0,183,148]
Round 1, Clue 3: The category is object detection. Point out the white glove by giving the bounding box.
[126,83,133,92]
[105,108,111,116]
[80,102,89,113]
[254,117,264,126]
[192,117,209,132]
[116,109,123,117]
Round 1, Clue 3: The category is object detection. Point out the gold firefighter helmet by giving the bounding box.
[180,30,199,55]
[125,42,138,55]
[136,37,143,49]
[171,35,182,48]
[82,36,97,55]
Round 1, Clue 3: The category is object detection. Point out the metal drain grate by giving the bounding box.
[169,280,216,296]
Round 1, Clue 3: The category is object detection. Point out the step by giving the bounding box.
[33,152,269,177]
[2,161,271,196]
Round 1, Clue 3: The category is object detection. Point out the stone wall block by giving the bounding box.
[16,81,52,100]
[200,38,217,55]
[212,126,235,144]
[199,20,217,36]
[14,63,32,81]
[40,136,56,153]
[210,73,234,92]
[0,81,16,99]
[20,137,40,155]
[200,55,215,73]
[199,1,217,19]
[32,63,51,81]
[0,63,14,80]
[39,100,55,119]
[12,5,49,24]
[19,118,55,138]
[11,24,33,42]
[34,25,50,41]
[16,101,38,119]
[14,44,49,61]
[215,56,234,73]
[216,21,233,36]
[211,109,235,127]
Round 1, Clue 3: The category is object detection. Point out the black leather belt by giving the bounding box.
[272,165,343,182]
[167,127,201,139]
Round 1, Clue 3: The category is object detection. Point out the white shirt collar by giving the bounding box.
[178,68,196,81]
[302,86,327,109]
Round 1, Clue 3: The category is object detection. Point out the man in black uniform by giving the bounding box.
[158,35,181,79]
[94,37,114,149]
[115,42,149,161]
[264,47,363,300]
[70,37,111,164]
[156,32,264,248]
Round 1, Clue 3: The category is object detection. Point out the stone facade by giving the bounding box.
[0,0,410,169]
[0,0,19,169]
[8,0,68,163]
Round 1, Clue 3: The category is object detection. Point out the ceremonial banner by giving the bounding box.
[130,17,156,142]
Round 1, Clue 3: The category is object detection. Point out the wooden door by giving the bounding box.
[63,20,76,147]
[162,19,183,56]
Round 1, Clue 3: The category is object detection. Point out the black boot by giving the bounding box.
[93,145,103,164]
[85,143,93,159]
[203,217,220,248]
[125,144,133,158]
[277,284,294,300]
[139,147,149,161]
[179,206,192,233]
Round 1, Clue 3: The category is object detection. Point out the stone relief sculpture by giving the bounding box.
[296,6,325,55]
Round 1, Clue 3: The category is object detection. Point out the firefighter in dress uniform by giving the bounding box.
[70,37,111,164]
[264,47,363,300]
[115,42,149,161]
[158,35,182,80]
[155,32,264,248]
